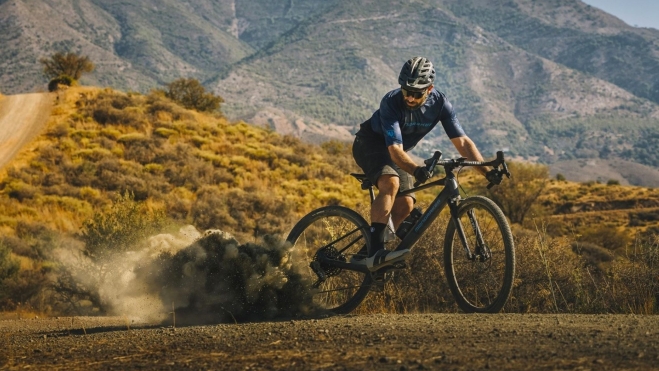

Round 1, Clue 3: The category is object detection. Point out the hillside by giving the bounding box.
[0,87,365,243]
[210,2,659,157]
[1,0,659,185]
[0,0,255,92]
[210,0,659,184]
[0,87,657,317]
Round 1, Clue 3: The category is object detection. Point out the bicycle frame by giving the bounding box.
[315,168,473,273]
[313,150,509,274]
[396,171,466,254]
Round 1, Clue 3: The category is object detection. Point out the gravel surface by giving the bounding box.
[1,313,658,370]
[0,93,52,169]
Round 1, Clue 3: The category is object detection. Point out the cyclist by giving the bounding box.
[352,56,490,271]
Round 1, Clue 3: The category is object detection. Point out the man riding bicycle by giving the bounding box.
[352,56,491,271]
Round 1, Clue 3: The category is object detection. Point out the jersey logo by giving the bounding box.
[387,129,396,138]
[406,122,433,128]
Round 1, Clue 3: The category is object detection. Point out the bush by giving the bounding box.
[571,241,615,271]
[15,221,58,260]
[578,224,631,251]
[80,192,166,261]
[0,242,19,282]
[481,162,550,224]
[160,78,224,113]
[4,180,39,201]
[48,75,75,92]
[191,187,293,240]
[84,90,146,129]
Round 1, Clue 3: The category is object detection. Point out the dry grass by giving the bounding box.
[353,215,659,314]
[539,180,659,235]
[0,86,367,313]
[1,86,658,316]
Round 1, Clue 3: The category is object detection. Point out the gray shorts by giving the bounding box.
[352,135,416,201]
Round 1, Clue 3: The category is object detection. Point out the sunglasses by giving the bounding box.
[401,88,427,99]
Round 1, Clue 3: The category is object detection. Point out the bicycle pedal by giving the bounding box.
[391,261,407,269]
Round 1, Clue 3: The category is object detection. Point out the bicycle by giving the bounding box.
[286,151,515,314]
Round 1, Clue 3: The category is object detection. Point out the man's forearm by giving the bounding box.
[388,144,418,174]
[451,136,489,175]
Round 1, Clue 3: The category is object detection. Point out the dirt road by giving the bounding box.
[0,93,53,170]
[1,313,657,370]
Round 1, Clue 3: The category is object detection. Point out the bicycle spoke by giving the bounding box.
[444,196,515,313]
[287,207,371,313]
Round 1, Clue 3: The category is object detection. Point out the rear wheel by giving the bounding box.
[286,206,371,314]
[444,196,515,313]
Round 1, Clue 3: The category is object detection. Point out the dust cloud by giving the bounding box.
[96,226,319,325]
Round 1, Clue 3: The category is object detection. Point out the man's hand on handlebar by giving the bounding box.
[485,168,507,189]
[414,166,431,184]
[412,150,511,189]
[485,168,502,183]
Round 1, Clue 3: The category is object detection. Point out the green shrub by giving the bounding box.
[80,192,166,260]
[160,78,224,113]
[84,91,146,129]
[48,75,75,92]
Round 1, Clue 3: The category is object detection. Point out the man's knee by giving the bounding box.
[377,174,399,194]
[393,196,414,214]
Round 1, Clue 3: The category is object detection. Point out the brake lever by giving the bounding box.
[415,151,442,187]
[502,162,511,178]
[424,151,442,169]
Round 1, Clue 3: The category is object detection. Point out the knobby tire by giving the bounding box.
[444,196,515,313]
[286,206,372,314]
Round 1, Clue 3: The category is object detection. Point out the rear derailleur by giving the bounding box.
[310,245,345,288]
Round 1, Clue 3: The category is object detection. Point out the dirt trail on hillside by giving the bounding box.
[1,313,658,370]
[0,93,53,170]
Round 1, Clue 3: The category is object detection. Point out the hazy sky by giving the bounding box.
[581,0,659,29]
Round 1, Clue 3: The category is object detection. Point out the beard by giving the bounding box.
[404,97,427,110]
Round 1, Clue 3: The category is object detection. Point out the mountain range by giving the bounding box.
[1,0,659,185]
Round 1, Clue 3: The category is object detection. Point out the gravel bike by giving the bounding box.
[286,151,515,314]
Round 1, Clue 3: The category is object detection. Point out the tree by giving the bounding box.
[39,52,95,80]
[483,162,550,225]
[162,78,224,113]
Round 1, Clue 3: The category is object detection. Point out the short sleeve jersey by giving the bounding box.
[359,88,466,151]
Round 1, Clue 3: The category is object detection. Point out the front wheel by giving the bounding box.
[286,206,372,314]
[444,196,515,313]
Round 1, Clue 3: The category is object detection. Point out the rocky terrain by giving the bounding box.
[1,313,658,370]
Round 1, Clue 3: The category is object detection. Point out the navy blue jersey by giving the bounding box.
[357,88,465,151]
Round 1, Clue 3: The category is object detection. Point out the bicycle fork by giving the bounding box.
[450,202,490,262]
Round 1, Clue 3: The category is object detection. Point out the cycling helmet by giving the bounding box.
[398,56,435,91]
